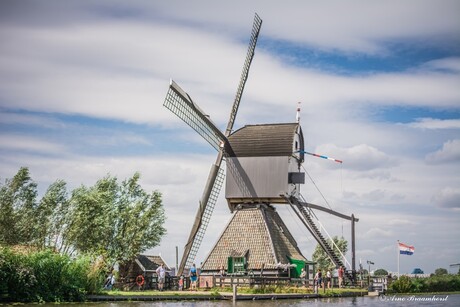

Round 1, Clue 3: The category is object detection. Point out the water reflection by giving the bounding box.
[10,294,460,307]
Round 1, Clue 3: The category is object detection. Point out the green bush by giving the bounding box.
[390,275,413,293]
[0,248,32,301]
[411,277,427,293]
[0,247,105,302]
[389,274,460,293]
[424,275,460,292]
[374,269,388,276]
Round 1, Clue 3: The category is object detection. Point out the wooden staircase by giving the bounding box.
[286,195,355,284]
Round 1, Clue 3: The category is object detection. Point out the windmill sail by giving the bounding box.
[225,13,262,136]
[164,80,226,150]
[178,165,225,273]
[164,13,262,276]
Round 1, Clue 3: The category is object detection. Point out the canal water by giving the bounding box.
[11,294,460,307]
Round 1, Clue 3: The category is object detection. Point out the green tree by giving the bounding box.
[0,167,38,245]
[312,236,348,271]
[64,176,117,256]
[374,268,389,276]
[1,168,166,270]
[106,172,166,266]
[64,173,166,266]
[434,268,448,276]
[35,180,70,250]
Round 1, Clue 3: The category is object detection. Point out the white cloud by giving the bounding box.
[422,57,460,73]
[0,0,459,276]
[85,133,152,147]
[0,111,65,129]
[431,187,460,209]
[353,170,398,182]
[408,118,460,130]
[426,139,460,164]
[1,4,459,129]
[316,144,397,171]
[149,0,460,55]
[387,219,417,226]
[363,227,393,238]
[0,135,67,155]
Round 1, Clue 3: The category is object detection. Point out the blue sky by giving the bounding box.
[1,0,459,274]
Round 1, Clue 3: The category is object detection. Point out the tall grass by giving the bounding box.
[390,274,460,293]
[0,247,105,302]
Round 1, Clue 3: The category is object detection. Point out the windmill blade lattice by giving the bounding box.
[163,13,262,276]
[164,80,225,150]
[225,13,262,136]
[183,166,225,270]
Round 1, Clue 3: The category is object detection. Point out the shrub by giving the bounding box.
[0,247,105,302]
[374,269,388,276]
[424,275,460,292]
[434,268,448,276]
[389,274,460,293]
[411,277,426,293]
[390,275,413,293]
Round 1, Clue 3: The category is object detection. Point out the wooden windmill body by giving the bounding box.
[201,123,310,276]
[163,13,358,283]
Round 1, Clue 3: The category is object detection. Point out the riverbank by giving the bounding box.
[87,289,368,301]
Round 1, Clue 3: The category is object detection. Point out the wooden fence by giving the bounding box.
[199,275,317,289]
[121,274,379,291]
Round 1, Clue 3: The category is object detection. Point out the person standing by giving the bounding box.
[300,268,307,286]
[314,269,322,293]
[156,264,166,291]
[104,270,115,290]
[338,266,344,288]
[218,265,226,287]
[178,275,184,291]
[189,263,198,291]
[326,269,332,289]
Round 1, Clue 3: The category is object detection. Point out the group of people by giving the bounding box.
[155,262,199,291]
[313,266,345,290]
[173,263,200,291]
[299,265,345,291]
[106,264,346,291]
[155,263,197,291]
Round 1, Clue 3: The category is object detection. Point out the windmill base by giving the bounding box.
[200,204,314,278]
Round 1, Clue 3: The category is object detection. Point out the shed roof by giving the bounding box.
[227,123,302,157]
[136,255,170,272]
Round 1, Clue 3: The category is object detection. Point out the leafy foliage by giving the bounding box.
[36,180,70,250]
[65,173,166,265]
[0,167,38,245]
[389,274,460,293]
[0,167,167,302]
[1,168,166,268]
[374,268,389,276]
[390,275,413,293]
[312,236,348,271]
[0,247,104,302]
[434,267,448,276]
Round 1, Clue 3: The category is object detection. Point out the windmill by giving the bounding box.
[163,13,358,282]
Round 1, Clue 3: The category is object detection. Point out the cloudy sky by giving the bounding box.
[1,0,459,275]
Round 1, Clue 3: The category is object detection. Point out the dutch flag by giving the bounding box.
[399,242,415,255]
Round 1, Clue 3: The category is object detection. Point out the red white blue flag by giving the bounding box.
[399,242,415,255]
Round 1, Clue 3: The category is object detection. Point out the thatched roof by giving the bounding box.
[200,205,307,272]
[227,123,303,158]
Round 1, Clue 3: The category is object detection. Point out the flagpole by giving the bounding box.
[397,240,400,278]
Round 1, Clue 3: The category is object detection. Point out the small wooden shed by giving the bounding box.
[119,254,171,289]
